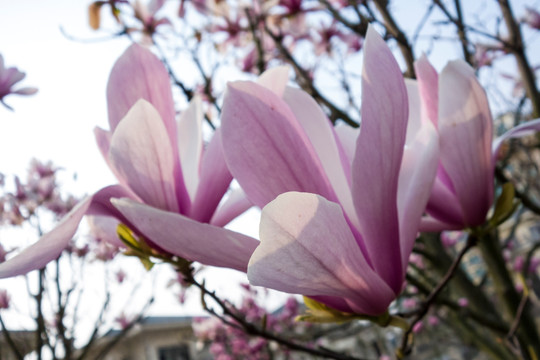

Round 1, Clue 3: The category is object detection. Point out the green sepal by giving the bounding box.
[488,182,518,228]
[296,297,405,328]
[117,224,141,251]
[140,257,155,271]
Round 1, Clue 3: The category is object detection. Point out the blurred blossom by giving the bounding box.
[513,255,525,272]
[428,315,439,327]
[115,313,132,329]
[0,289,10,309]
[402,298,417,310]
[0,54,38,111]
[522,7,540,30]
[458,298,469,307]
[412,321,423,333]
[115,269,127,283]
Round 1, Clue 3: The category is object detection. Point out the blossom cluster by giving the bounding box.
[1,24,540,323]
[193,284,303,359]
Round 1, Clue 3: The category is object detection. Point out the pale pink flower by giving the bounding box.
[0,44,256,279]
[221,27,439,315]
[414,56,540,232]
[0,54,37,110]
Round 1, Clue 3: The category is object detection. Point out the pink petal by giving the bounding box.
[334,124,359,164]
[0,197,92,278]
[438,60,493,226]
[87,215,124,248]
[419,215,463,232]
[108,100,179,213]
[189,129,233,223]
[248,192,396,316]
[351,26,408,292]
[107,44,190,213]
[398,81,439,270]
[221,81,336,208]
[282,86,356,226]
[414,55,439,127]
[210,188,252,227]
[177,96,203,202]
[106,44,175,134]
[257,66,289,97]
[94,127,129,188]
[112,198,259,272]
[13,87,38,95]
[492,118,540,163]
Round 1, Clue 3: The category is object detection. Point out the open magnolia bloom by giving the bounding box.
[220,27,440,316]
[414,57,540,232]
[0,44,257,278]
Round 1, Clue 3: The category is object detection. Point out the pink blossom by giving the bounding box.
[0,44,256,279]
[522,7,540,30]
[0,54,37,110]
[221,27,439,315]
[115,313,132,329]
[428,315,439,326]
[458,298,469,307]
[0,289,10,309]
[414,56,540,232]
[115,269,127,283]
[412,321,424,333]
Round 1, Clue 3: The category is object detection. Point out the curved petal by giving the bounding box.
[210,188,253,227]
[107,44,189,212]
[399,81,439,271]
[257,66,289,98]
[282,86,356,226]
[492,118,540,163]
[334,124,359,164]
[0,197,92,278]
[107,44,176,134]
[419,215,463,232]
[351,26,408,292]
[221,81,336,208]
[439,60,493,227]
[248,192,396,316]
[112,198,259,272]
[94,127,129,189]
[87,215,125,248]
[177,96,203,202]
[190,129,233,223]
[414,55,439,127]
[108,99,179,213]
[425,166,465,226]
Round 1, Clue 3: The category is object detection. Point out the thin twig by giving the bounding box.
[399,234,477,355]
[186,275,366,360]
[265,25,359,127]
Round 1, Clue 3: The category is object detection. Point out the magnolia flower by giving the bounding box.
[414,57,540,232]
[0,44,256,279]
[220,27,439,315]
[522,7,540,30]
[0,54,37,110]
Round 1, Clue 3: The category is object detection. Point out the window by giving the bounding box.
[158,345,190,360]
